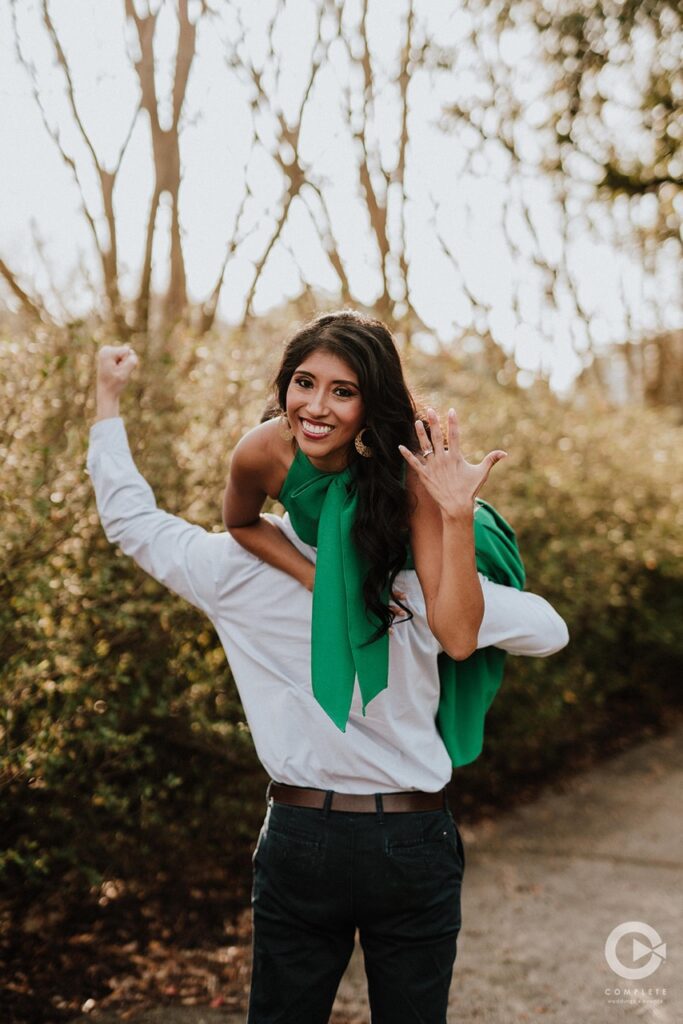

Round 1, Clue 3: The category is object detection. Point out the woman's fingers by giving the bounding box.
[414,418,431,455]
[402,408,509,507]
[447,408,461,458]
[483,449,508,470]
[426,408,444,455]
[474,450,508,493]
[398,444,427,475]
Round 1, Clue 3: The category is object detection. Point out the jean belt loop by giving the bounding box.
[322,789,334,818]
[442,787,448,812]
[375,792,384,824]
[265,779,273,806]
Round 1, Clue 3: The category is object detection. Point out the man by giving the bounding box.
[89,346,568,1023]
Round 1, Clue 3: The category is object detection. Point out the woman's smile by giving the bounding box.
[300,417,335,438]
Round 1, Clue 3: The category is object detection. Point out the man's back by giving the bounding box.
[88,416,568,794]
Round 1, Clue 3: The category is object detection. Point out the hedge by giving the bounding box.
[1,318,681,898]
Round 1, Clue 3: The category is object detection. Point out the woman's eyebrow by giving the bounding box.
[294,370,359,387]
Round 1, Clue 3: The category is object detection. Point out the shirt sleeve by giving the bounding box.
[477,575,569,656]
[86,417,227,619]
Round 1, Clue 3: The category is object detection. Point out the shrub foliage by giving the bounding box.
[2,317,682,898]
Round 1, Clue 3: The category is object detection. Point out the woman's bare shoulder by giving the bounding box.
[231,417,294,497]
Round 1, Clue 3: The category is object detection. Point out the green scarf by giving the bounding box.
[279,446,525,767]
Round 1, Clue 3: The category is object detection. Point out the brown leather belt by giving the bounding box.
[268,781,447,814]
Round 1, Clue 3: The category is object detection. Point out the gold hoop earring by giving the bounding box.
[354,428,373,458]
[279,414,294,441]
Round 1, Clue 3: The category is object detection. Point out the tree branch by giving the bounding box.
[0,259,45,321]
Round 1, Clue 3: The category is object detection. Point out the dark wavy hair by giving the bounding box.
[271,309,422,638]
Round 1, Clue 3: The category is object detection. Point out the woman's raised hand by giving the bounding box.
[96,344,139,397]
[398,407,507,521]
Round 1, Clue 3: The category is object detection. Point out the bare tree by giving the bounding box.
[0,259,44,322]
[338,0,418,329]
[433,0,682,378]
[124,0,199,330]
[7,0,214,334]
[10,0,140,331]
[221,0,430,340]
[2,0,679,384]
[224,0,334,325]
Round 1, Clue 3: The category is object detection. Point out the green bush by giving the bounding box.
[0,322,270,896]
[411,351,683,804]
[1,319,681,899]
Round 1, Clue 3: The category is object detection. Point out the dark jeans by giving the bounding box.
[248,795,465,1024]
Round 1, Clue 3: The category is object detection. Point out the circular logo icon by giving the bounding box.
[604,921,667,980]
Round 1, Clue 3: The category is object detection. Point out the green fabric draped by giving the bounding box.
[279,447,389,730]
[436,500,525,766]
[278,446,526,767]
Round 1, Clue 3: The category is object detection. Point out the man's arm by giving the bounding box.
[87,417,227,617]
[264,513,569,658]
[477,575,569,656]
[88,346,227,618]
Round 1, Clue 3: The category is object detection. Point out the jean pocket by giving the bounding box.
[259,821,327,884]
[268,823,322,851]
[387,814,464,886]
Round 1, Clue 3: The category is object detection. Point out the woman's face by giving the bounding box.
[285,348,365,471]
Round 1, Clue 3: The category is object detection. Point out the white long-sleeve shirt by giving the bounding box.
[87,417,569,794]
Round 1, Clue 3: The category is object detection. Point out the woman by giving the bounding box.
[223,308,509,738]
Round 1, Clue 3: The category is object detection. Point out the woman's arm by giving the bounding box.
[400,407,507,660]
[229,519,315,591]
[223,422,316,592]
